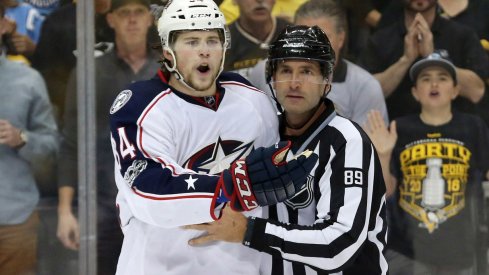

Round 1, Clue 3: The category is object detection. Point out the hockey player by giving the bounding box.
[109,0,317,274]
[186,25,388,274]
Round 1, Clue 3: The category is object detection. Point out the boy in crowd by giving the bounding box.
[366,51,489,274]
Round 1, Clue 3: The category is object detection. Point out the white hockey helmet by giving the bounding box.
[157,0,230,89]
[157,0,229,49]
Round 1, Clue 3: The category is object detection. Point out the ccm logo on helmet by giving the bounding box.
[191,13,212,18]
[233,161,258,210]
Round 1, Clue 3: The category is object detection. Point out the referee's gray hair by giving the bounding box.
[294,0,347,34]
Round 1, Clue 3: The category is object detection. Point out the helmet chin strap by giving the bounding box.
[268,82,283,115]
[164,46,226,93]
[322,74,333,98]
[164,47,197,92]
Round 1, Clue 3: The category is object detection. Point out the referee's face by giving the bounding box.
[273,60,329,123]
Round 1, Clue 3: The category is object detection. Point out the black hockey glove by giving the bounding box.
[215,141,318,211]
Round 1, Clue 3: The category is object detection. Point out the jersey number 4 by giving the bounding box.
[111,127,136,170]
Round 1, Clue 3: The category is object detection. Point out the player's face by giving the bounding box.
[411,66,459,110]
[273,60,329,121]
[403,0,437,13]
[235,0,275,23]
[167,30,224,95]
[295,16,344,66]
[107,3,153,47]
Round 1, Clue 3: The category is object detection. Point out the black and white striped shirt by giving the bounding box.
[243,99,388,275]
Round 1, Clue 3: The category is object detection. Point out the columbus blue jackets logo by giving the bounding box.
[183,137,253,175]
[110,90,132,114]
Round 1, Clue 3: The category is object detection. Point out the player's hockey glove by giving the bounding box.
[215,141,318,211]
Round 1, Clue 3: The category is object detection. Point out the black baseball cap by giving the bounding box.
[110,0,151,11]
[409,50,457,84]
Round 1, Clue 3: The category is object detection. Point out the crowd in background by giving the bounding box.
[1,0,489,274]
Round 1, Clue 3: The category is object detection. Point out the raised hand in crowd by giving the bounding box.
[412,12,434,57]
[8,31,36,55]
[364,110,397,196]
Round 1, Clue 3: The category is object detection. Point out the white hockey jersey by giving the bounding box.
[109,71,279,275]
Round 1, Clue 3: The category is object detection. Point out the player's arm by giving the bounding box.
[110,90,316,227]
[110,116,223,227]
[188,135,386,271]
[112,127,317,228]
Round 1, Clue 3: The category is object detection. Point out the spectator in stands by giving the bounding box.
[31,0,113,124]
[2,0,43,58]
[19,0,62,16]
[223,0,288,78]
[55,0,159,274]
[339,0,381,61]
[0,3,58,274]
[378,0,489,49]
[219,0,306,24]
[249,0,389,126]
[366,51,489,275]
[359,0,489,120]
[437,0,489,62]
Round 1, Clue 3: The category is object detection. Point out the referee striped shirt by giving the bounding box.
[243,99,388,275]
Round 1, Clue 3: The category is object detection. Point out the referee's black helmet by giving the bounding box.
[265,25,336,84]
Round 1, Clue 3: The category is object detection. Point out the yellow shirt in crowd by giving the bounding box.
[219,0,307,24]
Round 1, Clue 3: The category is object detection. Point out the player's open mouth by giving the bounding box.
[197,64,210,73]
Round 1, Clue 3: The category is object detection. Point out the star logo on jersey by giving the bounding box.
[183,137,254,175]
[185,175,198,190]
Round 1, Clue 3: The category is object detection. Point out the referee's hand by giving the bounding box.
[184,204,248,246]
